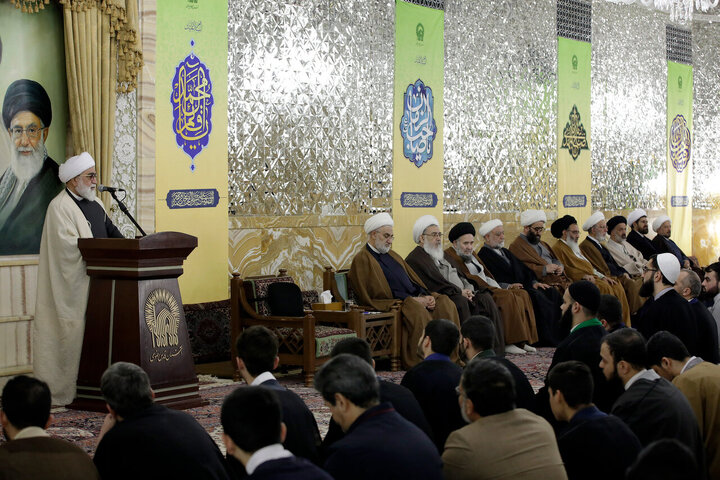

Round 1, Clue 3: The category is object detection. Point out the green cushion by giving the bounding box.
[276,325,356,358]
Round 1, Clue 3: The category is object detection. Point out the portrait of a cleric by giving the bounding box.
[0,79,63,255]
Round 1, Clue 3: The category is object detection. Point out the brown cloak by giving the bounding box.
[508,236,570,290]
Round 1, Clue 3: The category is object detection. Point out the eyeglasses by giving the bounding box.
[423,232,443,238]
[642,266,657,274]
[79,173,98,180]
[530,226,545,233]
[378,233,394,240]
[9,125,44,140]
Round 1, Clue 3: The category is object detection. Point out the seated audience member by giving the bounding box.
[459,315,535,411]
[635,253,699,355]
[401,319,464,451]
[316,354,442,480]
[599,329,705,468]
[349,212,460,368]
[647,331,720,479]
[322,337,432,449]
[703,262,720,337]
[477,218,562,347]
[625,209,658,261]
[443,359,567,480]
[235,326,321,464]
[93,362,231,480]
[406,215,505,355]
[604,215,647,277]
[537,281,620,418]
[0,375,100,479]
[674,269,720,364]
[220,387,332,480]
[446,221,539,355]
[626,439,701,480]
[579,211,644,315]
[651,214,700,270]
[597,294,626,333]
[546,361,641,480]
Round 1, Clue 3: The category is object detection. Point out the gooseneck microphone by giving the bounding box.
[98,184,126,193]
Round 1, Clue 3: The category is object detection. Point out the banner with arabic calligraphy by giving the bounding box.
[557,36,591,224]
[392,0,444,257]
[666,61,693,253]
[156,0,228,303]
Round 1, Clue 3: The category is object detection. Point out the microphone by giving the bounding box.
[98,185,125,193]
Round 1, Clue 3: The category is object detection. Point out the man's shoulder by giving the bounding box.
[251,456,332,480]
[405,245,429,263]
[677,361,720,383]
[1,436,88,455]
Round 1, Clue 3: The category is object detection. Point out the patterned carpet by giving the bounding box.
[3,348,554,456]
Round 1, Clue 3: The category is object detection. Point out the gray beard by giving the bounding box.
[489,241,505,249]
[455,246,473,263]
[76,182,97,202]
[593,233,608,242]
[373,239,390,254]
[423,243,444,262]
[566,238,581,255]
[11,136,46,182]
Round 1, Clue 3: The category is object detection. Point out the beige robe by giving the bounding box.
[445,247,538,345]
[605,238,647,276]
[349,246,460,368]
[552,239,631,325]
[508,236,571,291]
[579,238,645,316]
[33,190,96,405]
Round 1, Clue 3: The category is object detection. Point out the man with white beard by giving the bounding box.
[34,152,124,405]
[405,215,506,355]
[549,215,631,326]
[0,79,63,254]
[604,216,647,277]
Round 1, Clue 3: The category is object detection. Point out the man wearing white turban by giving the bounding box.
[349,213,460,368]
[650,214,700,271]
[625,208,658,261]
[34,152,124,405]
[404,215,505,356]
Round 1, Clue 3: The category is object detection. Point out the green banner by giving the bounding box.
[392,0,444,257]
[666,61,693,253]
[557,36,591,223]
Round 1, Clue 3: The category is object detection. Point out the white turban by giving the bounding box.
[478,219,503,237]
[656,252,680,284]
[582,211,605,232]
[652,215,671,232]
[520,209,547,227]
[364,212,394,234]
[59,152,95,183]
[413,215,440,244]
[627,209,647,228]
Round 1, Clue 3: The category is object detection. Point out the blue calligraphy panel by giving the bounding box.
[562,194,587,208]
[400,79,437,168]
[400,192,438,208]
[166,189,219,209]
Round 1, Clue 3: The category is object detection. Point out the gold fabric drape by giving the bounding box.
[15,0,143,205]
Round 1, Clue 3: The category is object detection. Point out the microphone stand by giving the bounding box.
[109,190,147,237]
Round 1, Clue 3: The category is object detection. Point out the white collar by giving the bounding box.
[14,426,50,440]
[587,236,601,246]
[367,243,380,254]
[714,293,720,305]
[625,369,660,390]
[245,444,294,474]
[681,356,699,374]
[654,286,674,301]
[67,189,83,201]
[250,371,277,386]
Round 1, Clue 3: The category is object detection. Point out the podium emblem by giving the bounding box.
[144,289,183,362]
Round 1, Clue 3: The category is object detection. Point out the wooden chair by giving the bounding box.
[321,266,401,371]
[230,270,356,386]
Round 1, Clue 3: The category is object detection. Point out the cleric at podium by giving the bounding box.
[33,152,124,405]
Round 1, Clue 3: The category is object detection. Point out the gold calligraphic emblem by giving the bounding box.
[144,289,183,362]
[561,105,589,161]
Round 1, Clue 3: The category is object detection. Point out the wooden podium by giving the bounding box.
[67,232,206,412]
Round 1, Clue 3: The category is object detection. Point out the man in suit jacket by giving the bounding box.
[459,316,535,411]
[401,319,465,451]
[443,359,567,480]
[321,337,433,450]
[0,375,100,480]
[235,326,321,465]
[316,354,443,480]
[536,281,622,419]
[626,208,658,260]
[635,253,699,356]
[406,215,505,354]
[477,218,563,346]
[647,331,720,479]
[547,361,641,480]
[221,387,332,480]
[674,269,719,364]
[599,329,705,470]
[446,221,538,354]
[580,212,645,315]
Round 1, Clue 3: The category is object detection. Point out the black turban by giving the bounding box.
[568,280,601,313]
[2,79,52,130]
[606,216,627,234]
[448,222,475,243]
[550,215,576,239]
